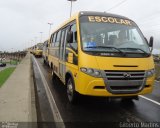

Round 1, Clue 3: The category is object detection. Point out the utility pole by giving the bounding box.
[34,37,37,45]
[39,32,43,43]
[68,0,77,17]
[48,22,53,37]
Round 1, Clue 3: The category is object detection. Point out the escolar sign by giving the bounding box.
[88,16,132,26]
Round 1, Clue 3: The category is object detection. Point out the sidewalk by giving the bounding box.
[0,53,37,123]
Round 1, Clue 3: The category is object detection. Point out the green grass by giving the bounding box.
[0,67,16,87]
[155,64,160,80]
[10,60,19,65]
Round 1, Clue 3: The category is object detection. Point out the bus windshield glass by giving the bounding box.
[37,43,43,50]
[80,16,150,57]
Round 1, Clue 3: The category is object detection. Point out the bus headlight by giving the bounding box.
[146,69,155,77]
[81,68,87,72]
[80,67,101,77]
[94,71,101,76]
[87,68,94,74]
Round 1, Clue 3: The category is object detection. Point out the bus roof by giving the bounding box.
[50,11,133,36]
[78,11,131,20]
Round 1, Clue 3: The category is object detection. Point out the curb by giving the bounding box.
[30,54,37,126]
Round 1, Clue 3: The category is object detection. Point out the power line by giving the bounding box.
[107,0,128,11]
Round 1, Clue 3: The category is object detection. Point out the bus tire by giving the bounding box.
[46,58,49,66]
[51,68,56,81]
[67,77,78,104]
[43,59,46,64]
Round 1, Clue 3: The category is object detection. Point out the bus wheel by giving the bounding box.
[46,59,49,66]
[67,78,78,104]
[43,59,46,64]
[51,69,56,80]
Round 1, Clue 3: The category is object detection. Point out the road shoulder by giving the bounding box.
[0,53,37,123]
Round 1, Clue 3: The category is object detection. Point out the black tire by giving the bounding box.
[46,59,49,66]
[43,59,46,64]
[67,77,78,104]
[51,68,56,81]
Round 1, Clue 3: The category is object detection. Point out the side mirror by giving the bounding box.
[67,31,73,43]
[149,36,153,52]
[149,36,153,47]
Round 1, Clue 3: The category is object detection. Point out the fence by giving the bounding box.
[0,51,27,65]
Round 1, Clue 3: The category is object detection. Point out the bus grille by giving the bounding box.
[104,70,146,94]
[105,70,145,80]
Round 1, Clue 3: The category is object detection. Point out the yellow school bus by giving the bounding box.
[33,43,43,57]
[42,40,49,64]
[48,11,155,103]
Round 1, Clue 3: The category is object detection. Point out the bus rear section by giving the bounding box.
[49,11,155,103]
[34,43,43,57]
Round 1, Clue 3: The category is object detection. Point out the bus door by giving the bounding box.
[59,21,78,81]
[59,27,69,80]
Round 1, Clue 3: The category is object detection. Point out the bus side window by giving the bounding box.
[50,34,55,47]
[53,32,57,45]
[59,29,65,60]
[55,30,61,47]
[50,34,53,47]
[64,26,70,61]
[67,23,78,52]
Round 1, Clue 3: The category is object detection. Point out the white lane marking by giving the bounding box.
[33,56,65,128]
[139,95,160,106]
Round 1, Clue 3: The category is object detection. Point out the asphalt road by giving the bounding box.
[32,56,160,128]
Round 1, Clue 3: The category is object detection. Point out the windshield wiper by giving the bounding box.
[84,46,126,56]
[119,48,150,56]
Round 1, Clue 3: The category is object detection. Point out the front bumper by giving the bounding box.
[34,51,42,56]
[76,71,155,97]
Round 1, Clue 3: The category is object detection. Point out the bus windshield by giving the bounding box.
[80,16,150,57]
[37,43,43,50]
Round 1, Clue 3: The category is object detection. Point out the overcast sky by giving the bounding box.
[0,0,160,53]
